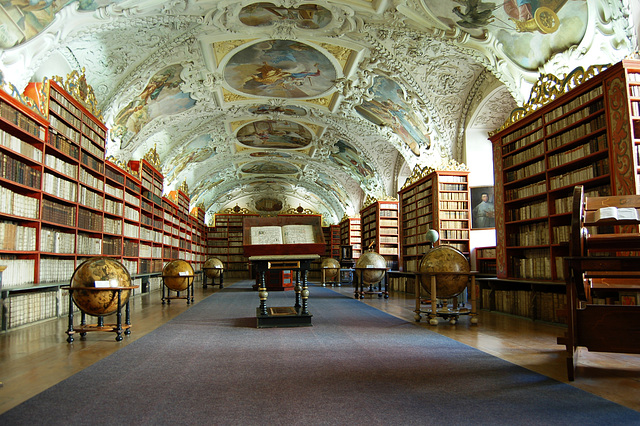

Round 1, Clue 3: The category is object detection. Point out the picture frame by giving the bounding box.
[620,292,639,306]
[471,186,495,229]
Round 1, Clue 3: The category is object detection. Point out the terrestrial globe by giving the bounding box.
[321,257,340,281]
[163,260,195,291]
[203,257,224,279]
[70,257,132,317]
[418,245,470,299]
[355,250,387,286]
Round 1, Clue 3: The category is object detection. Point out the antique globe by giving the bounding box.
[321,257,340,281]
[418,245,470,299]
[355,250,387,286]
[203,257,224,279]
[70,257,132,317]
[163,260,194,291]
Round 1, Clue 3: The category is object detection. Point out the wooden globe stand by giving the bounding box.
[63,286,139,342]
[413,271,478,325]
[354,267,389,299]
[203,267,224,289]
[161,273,195,305]
[321,266,340,287]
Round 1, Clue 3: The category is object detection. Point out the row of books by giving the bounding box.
[39,257,75,283]
[0,183,39,219]
[42,198,75,226]
[507,199,548,222]
[78,185,103,210]
[47,131,79,159]
[49,116,80,144]
[0,221,37,251]
[440,229,469,240]
[49,99,81,129]
[440,220,469,229]
[104,217,122,234]
[439,183,467,191]
[438,200,468,210]
[501,117,543,145]
[504,142,544,169]
[505,159,545,183]
[43,172,77,201]
[40,227,75,253]
[548,133,607,169]
[510,249,553,280]
[103,237,122,255]
[105,182,124,199]
[76,234,102,255]
[44,153,76,178]
[0,152,42,189]
[440,210,468,219]
[439,191,467,200]
[547,114,606,151]
[0,99,45,140]
[549,158,609,190]
[552,225,571,244]
[547,99,604,134]
[6,291,58,329]
[1,128,43,162]
[508,222,549,246]
[78,208,102,231]
[502,127,544,155]
[505,180,546,201]
[104,198,123,216]
[0,256,36,286]
[545,85,603,122]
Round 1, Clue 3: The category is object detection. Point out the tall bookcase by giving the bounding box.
[490,59,640,281]
[207,213,258,278]
[360,201,399,268]
[0,80,207,330]
[398,170,470,272]
[339,217,361,259]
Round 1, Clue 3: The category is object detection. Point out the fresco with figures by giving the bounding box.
[236,119,312,149]
[424,0,588,70]
[249,104,307,116]
[224,40,337,98]
[240,160,299,175]
[355,75,431,156]
[164,134,216,183]
[239,3,332,29]
[112,64,196,148]
[330,140,376,182]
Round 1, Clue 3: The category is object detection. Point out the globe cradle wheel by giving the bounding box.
[418,246,470,299]
[321,257,340,280]
[70,257,132,317]
[203,257,224,279]
[355,250,387,286]
[163,260,195,291]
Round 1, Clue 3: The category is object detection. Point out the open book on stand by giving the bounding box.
[251,224,316,245]
[594,206,640,222]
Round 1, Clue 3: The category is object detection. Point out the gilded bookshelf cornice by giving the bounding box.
[220,204,255,215]
[283,205,316,215]
[490,64,610,136]
[143,145,162,171]
[52,68,103,121]
[179,180,189,194]
[401,159,468,189]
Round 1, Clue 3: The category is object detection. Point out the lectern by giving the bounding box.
[243,215,325,328]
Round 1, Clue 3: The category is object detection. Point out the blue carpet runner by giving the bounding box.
[1,281,638,425]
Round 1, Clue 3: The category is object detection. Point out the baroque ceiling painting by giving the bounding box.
[0,0,635,223]
[235,119,313,149]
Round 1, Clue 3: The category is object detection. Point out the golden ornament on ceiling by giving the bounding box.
[52,68,103,121]
[143,145,162,171]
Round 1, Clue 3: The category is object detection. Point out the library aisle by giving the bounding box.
[0,278,639,414]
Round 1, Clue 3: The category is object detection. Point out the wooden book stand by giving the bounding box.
[558,185,640,380]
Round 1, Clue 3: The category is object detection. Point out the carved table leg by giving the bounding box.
[301,269,310,316]
[295,270,302,309]
[115,289,123,341]
[66,290,75,343]
[259,271,268,316]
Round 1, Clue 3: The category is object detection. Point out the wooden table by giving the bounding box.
[62,285,139,342]
[249,254,319,328]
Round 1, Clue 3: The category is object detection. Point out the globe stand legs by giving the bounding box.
[414,273,479,326]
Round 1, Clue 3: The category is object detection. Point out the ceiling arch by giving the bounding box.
[0,0,635,224]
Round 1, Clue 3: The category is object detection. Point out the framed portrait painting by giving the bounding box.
[471,186,495,229]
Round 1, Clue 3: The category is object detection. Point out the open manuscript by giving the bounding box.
[250,224,316,245]
[594,206,640,222]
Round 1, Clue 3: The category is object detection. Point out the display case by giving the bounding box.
[242,214,325,258]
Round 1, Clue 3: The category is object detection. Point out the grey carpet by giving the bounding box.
[1,281,639,425]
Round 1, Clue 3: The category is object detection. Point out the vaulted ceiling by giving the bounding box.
[0,0,635,224]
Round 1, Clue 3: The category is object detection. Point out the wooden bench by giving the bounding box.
[557,185,640,381]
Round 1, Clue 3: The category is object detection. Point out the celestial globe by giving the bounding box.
[203,257,224,279]
[70,257,132,317]
[418,245,470,299]
[321,257,340,281]
[355,250,387,286]
[163,260,194,291]
[426,229,439,245]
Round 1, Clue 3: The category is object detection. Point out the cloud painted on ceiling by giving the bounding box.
[355,75,430,156]
[239,3,332,29]
[164,134,216,183]
[330,140,375,181]
[224,40,337,98]
[112,64,196,148]
[236,119,312,149]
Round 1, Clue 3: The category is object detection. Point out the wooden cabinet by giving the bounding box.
[360,201,399,268]
[398,170,470,272]
[475,246,496,275]
[207,213,258,278]
[490,59,640,281]
[339,217,361,259]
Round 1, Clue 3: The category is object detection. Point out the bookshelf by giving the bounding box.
[360,201,399,269]
[398,170,471,272]
[207,213,258,278]
[0,80,207,330]
[339,217,361,260]
[490,59,640,282]
[475,246,496,275]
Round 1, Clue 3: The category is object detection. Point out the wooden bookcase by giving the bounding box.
[398,170,470,272]
[0,81,206,330]
[490,59,640,281]
[360,201,399,268]
[330,224,340,259]
[475,246,496,275]
[339,217,361,259]
[207,213,258,278]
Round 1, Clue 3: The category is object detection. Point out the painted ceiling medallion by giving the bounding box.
[249,104,307,116]
[236,119,312,149]
[255,197,284,212]
[239,3,332,29]
[224,40,337,98]
[240,160,299,175]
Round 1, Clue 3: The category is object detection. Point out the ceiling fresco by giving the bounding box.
[0,0,635,224]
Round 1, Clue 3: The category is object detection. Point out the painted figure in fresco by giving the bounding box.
[473,192,495,228]
[452,0,496,29]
